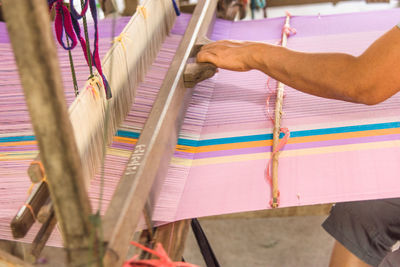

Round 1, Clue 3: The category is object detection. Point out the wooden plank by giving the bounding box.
[152,220,190,261]
[26,211,57,264]
[100,0,117,16]
[0,248,32,267]
[122,0,138,16]
[180,3,197,13]
[102,1,217,265]
[265,0,351,6]
[204,204,333,219]
[2,1,97,266]
[11,183,49,238]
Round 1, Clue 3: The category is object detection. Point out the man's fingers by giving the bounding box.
[200,40,242,52]
[197,50,219,65]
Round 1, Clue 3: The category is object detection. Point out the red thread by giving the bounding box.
[264,127,289,208]
[124,241,199,267]
[52,0,78,50]
[265,128,290,183]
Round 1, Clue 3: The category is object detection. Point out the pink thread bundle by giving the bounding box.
[124,242,199,267]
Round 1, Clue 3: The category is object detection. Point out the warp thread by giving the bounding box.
[124,241,199,267]
[113,33,131,52]
[112,33,132,94]
[137,6,148,19]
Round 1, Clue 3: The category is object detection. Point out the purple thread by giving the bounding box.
[53,0,77,50]
[69,0,89,20]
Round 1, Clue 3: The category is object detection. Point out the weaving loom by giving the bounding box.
[1,0,400,265]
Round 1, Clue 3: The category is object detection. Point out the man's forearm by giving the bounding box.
[197,27,400,105]
[249,44,364,103]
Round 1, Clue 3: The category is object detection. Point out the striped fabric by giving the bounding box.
[2,9,400,246]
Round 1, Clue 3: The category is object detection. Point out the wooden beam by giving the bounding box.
[0,248,32,267]
[122,0,138,16]
[180,3,197,13]
[265,0,350,6]
[2,0,97,266]
[204,204,333,219]
[152,220,190,261]
[102,1,217,265]
[11,183,49,238]
[26,211,57,264]
[100,0,117,16]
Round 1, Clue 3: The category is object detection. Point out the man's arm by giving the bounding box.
[197,26,400,105]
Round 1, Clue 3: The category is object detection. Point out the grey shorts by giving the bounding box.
[322,198,400,267]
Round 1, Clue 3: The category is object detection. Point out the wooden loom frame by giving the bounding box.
[0,0,217,266]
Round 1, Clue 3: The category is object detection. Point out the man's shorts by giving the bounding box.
[322,198,400,267]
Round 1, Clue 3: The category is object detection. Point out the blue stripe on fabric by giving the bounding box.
[116,130,140,139]
[180,121,400,147]
[0,135,36,143]
[2,121,400,146]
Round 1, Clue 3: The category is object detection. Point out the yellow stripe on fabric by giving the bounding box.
[107,148,132,157]
[0,141,37,147]
[113,136,138,144]
[171,140,400,167]
[0,152,38,160]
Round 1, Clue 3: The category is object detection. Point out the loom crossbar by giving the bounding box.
[102,1,217,265]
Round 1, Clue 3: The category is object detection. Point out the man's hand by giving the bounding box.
[197,40,259,72]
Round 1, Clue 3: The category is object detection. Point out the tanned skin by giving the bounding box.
[197,27,400,105]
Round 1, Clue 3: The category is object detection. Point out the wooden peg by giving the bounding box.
[10,183,49,238]
[184,62,217,88]
[37,198,53,224]
[190,36,213,58]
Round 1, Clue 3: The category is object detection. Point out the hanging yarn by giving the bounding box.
[48,0,77,50]
[124,242,199,267]
[136,6,148,19]
[68,0,89,19]
[48,0,112,99]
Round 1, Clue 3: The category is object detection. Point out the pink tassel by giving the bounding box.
[124,242,199,267]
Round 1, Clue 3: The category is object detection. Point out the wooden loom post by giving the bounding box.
[122,0,139,16]
[0,248,33,267]
[2,0,97,265]
[271,14,291,208]
[100,0,118,16]
[152,220,191,261]
[102,1,217,265]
